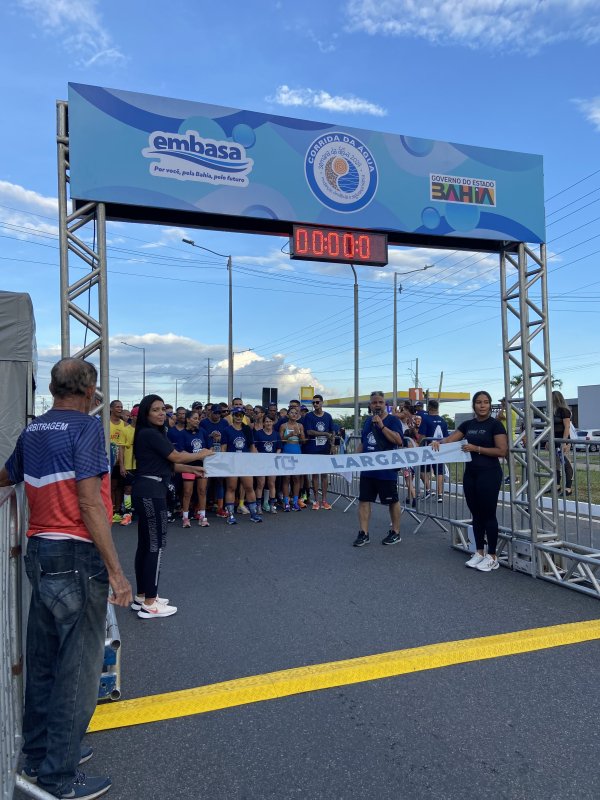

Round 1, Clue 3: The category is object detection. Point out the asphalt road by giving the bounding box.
[17,500,600,800]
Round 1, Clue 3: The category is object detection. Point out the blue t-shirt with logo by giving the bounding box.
[420,414,449,441]
[253,429,281,454]
[302,410,334,454]
[179,428,208,455]
[360,414,403,481]
[200,418,229,452]
[222,425,253,453]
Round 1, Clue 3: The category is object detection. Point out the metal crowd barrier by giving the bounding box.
[0,486,24,800]
[99,604,122,702]
[328,435,600,599]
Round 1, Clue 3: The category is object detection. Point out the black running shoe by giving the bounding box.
[353,531,370,547]
[382,530,401,546]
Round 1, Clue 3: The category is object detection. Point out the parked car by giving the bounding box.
[575,429,600,452]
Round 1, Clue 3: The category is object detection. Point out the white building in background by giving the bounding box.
[577,385,600,429]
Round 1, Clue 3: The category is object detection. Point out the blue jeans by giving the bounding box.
[23,537,108,795]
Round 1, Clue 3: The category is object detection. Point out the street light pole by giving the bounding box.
[392,264,433,407]
[182,238,234,403]
[120,341,146,399]
[227,255,233,405]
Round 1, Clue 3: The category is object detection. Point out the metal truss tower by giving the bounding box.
[499,245,600,596]
[56,100,110,444]
[500,244,559,570]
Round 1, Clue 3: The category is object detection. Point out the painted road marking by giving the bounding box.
[90,618,600,732]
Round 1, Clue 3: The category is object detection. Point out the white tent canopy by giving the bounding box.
[0,291,36,465]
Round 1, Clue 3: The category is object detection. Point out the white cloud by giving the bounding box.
[98,333,331,405]
[346,0,600,53]
[17,0,126,67]
[137,227,191,250]
[573,96,600,132]
[0,180,57,217]
[268,85,387,117]
[306,28,339,53]
[0,180,59,239]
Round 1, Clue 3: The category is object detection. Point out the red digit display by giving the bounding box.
[343,233,354,259]
[327,231,339,257]
[312,228,324,256]
[290,225,387,267]
[358,234,370,260]
[296,227,308,254]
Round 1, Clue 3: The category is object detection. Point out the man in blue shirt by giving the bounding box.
[353,391,403,547]
[303,394,335,510]
[419,399,449,501]
[200,405,230,518]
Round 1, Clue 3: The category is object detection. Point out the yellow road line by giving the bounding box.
[90,618,600,732]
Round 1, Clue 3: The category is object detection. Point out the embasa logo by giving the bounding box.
[142,130,254,186]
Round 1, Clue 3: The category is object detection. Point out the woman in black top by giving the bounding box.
[131,394,212,619]
[552,390,573,496]
[432,391,507,572]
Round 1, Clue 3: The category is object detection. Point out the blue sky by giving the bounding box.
[1,0,599,414]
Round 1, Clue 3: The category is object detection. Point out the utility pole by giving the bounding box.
[182,239,233,403]
[227,255,233,404]
[207,358,211,403]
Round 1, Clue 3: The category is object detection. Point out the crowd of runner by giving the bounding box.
[109,395,344,528]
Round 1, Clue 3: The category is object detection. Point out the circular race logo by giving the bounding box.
[305,132,378,213]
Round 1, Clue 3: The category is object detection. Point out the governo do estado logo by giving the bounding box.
[305,132,378,213]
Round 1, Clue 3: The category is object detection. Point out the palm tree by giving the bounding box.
[510,373,562,396]
[510,374,523,397]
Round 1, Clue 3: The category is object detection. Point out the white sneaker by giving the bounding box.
[138,600,177,619]
[465,553,485,568]
[131,594,170,611]
[237,504,250,515]
[476,554,500,572]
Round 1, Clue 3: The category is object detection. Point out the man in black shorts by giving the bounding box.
[353,391,403,547]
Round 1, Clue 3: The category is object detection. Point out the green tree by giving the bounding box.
[510,373,562,394]
[333,413,368,433]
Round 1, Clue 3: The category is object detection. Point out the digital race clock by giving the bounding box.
[290,224,388,267]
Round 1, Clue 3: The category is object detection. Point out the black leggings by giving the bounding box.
[463,466,502,556]
[133,495,168,598]
[555,448,573,490]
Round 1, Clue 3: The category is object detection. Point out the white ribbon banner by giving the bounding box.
[204,441,470,478]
